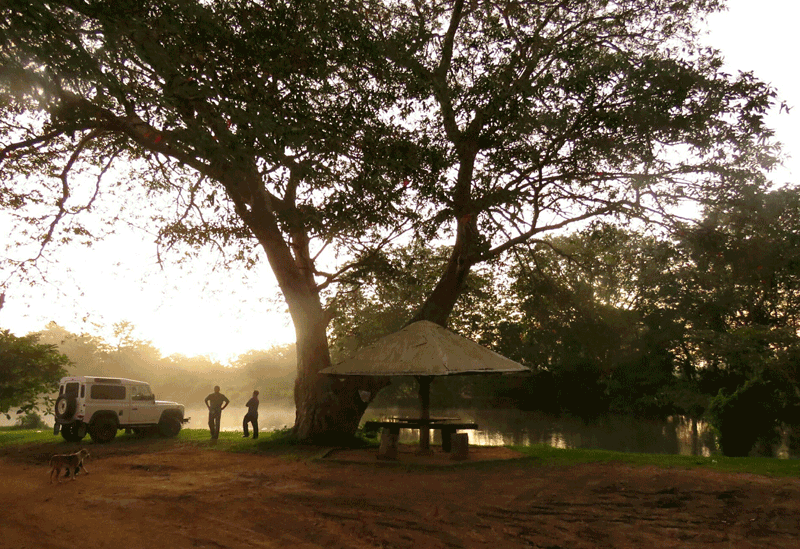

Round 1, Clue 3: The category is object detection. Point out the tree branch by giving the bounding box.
[0,129,67,163]
[37,128,105,257]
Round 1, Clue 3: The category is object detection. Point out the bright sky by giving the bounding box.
[0,226,296,362]
[706,0,799,184]
[0,1,798,363]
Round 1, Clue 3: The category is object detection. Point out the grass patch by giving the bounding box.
[0,427,335,462]
[0,426,371,454]
[175,428,376,460]
[3,427,797,477]
[178,428,314,455]
[512,444,800,478]
[0,426,55,447]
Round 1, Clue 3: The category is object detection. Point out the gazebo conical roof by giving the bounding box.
[319,320,527,377]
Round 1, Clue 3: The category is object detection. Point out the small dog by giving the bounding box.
[49,448,90,484]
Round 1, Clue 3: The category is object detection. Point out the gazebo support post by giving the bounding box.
[416,375,434,454]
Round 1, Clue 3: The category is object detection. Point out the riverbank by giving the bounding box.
[2,432,799,548]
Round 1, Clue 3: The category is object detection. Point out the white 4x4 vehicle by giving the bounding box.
[53,376,188,443]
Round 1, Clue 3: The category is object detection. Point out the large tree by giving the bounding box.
[1,0,423,439]
[0,0,780,439]
[367,0,778,325]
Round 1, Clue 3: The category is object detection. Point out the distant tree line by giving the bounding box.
[27,321,297,410]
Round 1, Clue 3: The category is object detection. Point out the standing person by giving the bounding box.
[242,390,259,439]
[204,385,229,440]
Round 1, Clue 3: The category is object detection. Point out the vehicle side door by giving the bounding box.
[129,384,160,425]
[87,383,127,424]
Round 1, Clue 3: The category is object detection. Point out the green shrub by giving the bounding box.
[707,379,782,457]
[12,411,48,430]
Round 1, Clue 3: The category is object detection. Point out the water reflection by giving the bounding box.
[365,407,720,456]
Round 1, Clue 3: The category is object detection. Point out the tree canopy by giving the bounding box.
[488,186,800,454]
[0,0,783,439]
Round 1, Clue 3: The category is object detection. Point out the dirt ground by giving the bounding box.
[2,438,800,549]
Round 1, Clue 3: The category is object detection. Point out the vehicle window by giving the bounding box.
[90,384,126,400]
[80,385,85,398]
[131,385,153,400]
[64,383,79,398]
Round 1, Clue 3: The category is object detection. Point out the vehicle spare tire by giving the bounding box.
[55,395,77,421]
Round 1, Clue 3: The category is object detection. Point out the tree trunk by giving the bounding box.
[288,292,373,441]
[219,169,374,440]
[409,235,475,326]
[410,137,481,327]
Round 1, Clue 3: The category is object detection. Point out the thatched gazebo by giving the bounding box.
[320,320,527,451]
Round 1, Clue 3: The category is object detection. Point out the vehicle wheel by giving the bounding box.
[89,417,118,443]
[132,426,157,437]
[60,422,85,442]
[158,416,181,438]
[55,395,77,421]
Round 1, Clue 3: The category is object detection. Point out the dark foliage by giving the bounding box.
[0,329,70,417]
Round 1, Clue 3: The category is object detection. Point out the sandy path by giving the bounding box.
[2,440,799,548]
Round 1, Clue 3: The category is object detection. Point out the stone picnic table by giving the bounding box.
[363,417,478,455]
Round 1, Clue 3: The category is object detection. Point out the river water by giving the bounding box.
[186,404,726,457]
[366,407,723,457]
[13,404,792,457]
